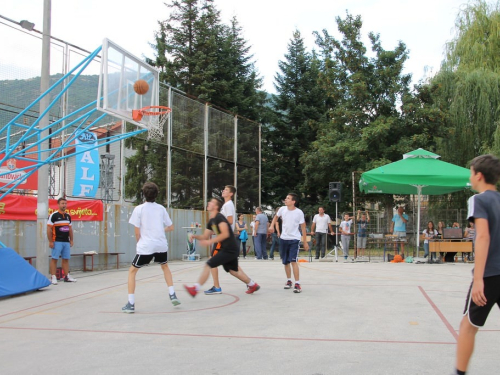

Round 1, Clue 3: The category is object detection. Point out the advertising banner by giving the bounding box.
[0,154,38,190]
[72,131,100,197]
[0,195,103,221]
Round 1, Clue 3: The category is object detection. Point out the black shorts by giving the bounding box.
[463,274,500,327]
[206,251,238,273]
[132,252,168,268]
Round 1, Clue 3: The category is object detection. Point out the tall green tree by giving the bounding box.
[151,0,221,100]
[301,13,445,216]
[263,30,326,207]
[125,0,264,206]
[432,0,500,165]
[212,17,266,119]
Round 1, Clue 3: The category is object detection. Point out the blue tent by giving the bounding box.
[0,248,51,297]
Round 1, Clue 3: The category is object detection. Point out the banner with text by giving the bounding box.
[0,154,38,190]
[0,195,103,221]
[72,131,100,197]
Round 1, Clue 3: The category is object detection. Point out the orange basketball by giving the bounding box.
[133,79,149,95]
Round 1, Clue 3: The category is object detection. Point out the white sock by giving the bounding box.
[194,283,201,291]
[247,280,255,287]
[288,278,292,282]
[295,281,300,284]
[168,286,175,295]
[128,294,135,304]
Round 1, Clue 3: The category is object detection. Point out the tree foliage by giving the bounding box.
[125,0,264,205]
[432,0,500,165]
[300,13,446,214]
[263,30,326,207]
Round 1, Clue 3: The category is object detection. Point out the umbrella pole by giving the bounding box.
[417,186,422,257]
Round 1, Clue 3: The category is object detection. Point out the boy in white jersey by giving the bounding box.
[122,182,180,313]
[205,185,236,295]
[270,193,308,293]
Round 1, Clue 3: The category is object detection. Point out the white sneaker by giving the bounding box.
[64,274,77,282]
[51,275,58,285]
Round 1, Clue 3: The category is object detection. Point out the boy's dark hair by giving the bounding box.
[212,197,223,212]
[225,185,236,195]
[470,154,500,185]
[142,182,159,202]
[288,193,299,204]
[57,197,67,204]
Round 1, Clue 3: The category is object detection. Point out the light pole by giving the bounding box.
[36,0,51,276]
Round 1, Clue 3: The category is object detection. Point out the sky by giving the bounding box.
[1,0,467,93]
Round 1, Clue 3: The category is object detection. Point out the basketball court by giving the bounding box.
[1,260,498,374]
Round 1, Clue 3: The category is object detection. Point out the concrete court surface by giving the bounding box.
[1,259,499,375]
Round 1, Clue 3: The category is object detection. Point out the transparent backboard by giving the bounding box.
[97,38,159,127]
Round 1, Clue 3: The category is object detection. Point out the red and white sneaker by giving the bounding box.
[293,283,302,293]
[284,280,293,289]
[246,283,260,294]
[184,285,198,297]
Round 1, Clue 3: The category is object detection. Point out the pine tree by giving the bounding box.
[263,30,326,207]
[125,1,264,206]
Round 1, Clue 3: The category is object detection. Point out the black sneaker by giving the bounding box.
[122,302,135,313]
[284,280,293,289]
[293,283,302,293]
[170,293,181,306]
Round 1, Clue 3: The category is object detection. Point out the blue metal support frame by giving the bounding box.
[0,45,147,201]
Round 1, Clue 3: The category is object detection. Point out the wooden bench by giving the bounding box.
[71,253,96,272]
[52,252,125,271]
[73,252,125,271]
[21,253,124,271]
[24,256,36,265]
[105,252,125,269]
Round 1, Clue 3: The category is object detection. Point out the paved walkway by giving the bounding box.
[1,259,498,374]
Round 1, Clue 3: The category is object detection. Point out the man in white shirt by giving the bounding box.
[205,185,236,295]
[270,193,308,293]
[311,207,334,259]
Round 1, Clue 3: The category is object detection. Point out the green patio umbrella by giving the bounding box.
[358,148,471,253]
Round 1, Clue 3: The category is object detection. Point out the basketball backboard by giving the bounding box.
[97,38,159,127]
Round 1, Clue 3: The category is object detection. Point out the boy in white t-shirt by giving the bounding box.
[205,185,236,295]
[122,182,180,313]
[340,214,353,260]
[270,193,308,293]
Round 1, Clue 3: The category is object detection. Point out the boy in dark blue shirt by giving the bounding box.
[455,154,500,374]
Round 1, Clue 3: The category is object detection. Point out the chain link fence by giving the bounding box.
[0,16,260,211]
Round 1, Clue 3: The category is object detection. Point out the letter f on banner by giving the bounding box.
[72,131,100,197]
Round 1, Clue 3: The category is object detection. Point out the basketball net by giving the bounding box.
[132,106,171,142]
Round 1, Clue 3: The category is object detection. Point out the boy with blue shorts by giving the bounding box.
[455,155,500,374]
[47,197,76,285]
[270,193,308,293]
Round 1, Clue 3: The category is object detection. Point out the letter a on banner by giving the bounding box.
[72,131,100,197]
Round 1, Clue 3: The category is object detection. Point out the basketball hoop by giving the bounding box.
[132,105,171,141]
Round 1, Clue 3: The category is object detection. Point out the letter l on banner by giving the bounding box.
[72,131,99,197]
